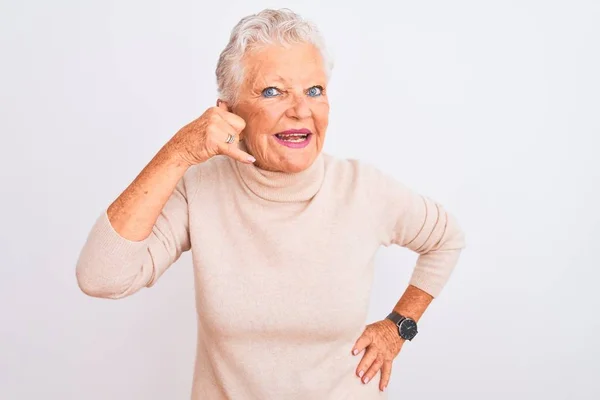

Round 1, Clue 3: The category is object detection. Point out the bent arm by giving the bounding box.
[379,170,466,298]
[76,144,194,299]
[107,143,189,241]
[395,194,465,298]
[385,193,465,329]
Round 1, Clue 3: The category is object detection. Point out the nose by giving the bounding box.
[285,93,312,120]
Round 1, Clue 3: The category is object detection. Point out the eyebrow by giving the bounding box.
[271,74,287,82]
[250,73,325,91]
[257,81,325,88]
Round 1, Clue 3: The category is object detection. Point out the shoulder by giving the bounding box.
[322,152,397,196]
[321,153,406,240]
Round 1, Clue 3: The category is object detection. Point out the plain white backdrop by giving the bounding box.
[1,0,598,399]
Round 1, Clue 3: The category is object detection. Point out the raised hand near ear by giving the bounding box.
[168,100,255,166]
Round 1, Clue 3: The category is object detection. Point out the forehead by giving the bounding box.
[242,42,327,85]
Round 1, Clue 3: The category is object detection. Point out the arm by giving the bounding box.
[106,143,189,241]
[75,144,194,299]
[389,284,432,323]
[75,102,252,299]
[383,181,465,333]
[385,175,466,299]
[351,169,466,391]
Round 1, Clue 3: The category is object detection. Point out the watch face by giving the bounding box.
[399,319,418,340]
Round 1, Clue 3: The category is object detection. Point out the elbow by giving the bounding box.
[75,272,112,299]
[75,212,151,299]
[435,209,466,252]
[446,225,466,251]
[75,259,138,300]
[416,211,467,254]
[451,214,467,250]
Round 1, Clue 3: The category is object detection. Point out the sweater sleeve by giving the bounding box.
[376,169,466,298]
[75,177,192,299]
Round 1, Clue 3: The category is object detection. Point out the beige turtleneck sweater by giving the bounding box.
[76,150,466,399]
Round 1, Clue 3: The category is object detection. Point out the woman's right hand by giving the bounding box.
[168,101,256,166]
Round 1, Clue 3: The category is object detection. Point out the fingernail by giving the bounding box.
[352,349,358,355]
[381,385,386,392]
[363,376,370,384]
[247,156,256,163]
[358,370,364,378]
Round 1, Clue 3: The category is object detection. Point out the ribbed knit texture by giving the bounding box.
[76,151,466,399]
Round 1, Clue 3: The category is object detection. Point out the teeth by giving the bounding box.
[276,133,309,142]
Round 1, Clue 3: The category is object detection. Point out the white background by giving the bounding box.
[1,0,599,399]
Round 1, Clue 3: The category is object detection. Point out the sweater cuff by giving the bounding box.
[86,210,150,263]
[407,248,462,298]
[408,270,444,298]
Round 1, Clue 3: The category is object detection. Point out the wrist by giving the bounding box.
[160,141,193,171]
[392,307,420,323]
[386,310,419,341]
[382,318,404,340]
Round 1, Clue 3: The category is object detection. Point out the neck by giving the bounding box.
[233,142,325,202]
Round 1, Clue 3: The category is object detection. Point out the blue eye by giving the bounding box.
[262,87,281,98]
[307,86,323,97]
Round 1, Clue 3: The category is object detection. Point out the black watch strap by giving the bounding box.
[386,311,406,326]
[386,311,418,341]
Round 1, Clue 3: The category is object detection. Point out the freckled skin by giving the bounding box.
[103,40,433,394]
[104,44,331,240]
[352,285,433,391]
[231,42,330,173]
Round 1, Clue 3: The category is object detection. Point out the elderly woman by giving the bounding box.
[76,8,465,399]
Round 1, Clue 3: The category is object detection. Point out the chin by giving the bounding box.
[279,149,319,173]
[256,137,322,172]
[281,161,311,173]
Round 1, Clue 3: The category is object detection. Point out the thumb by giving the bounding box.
[217,99,230,112]
[352,330,373,356]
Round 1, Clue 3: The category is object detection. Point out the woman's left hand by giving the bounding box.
[351,319,404,392]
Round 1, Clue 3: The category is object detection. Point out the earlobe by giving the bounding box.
[217,99,232,111]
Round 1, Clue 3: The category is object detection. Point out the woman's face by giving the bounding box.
[230,42,330,173]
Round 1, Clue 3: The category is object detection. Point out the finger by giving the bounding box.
[207,119,238,146]
[215,101,246,132]
[356,346,378,380]
[362,354,384,385]
[221,111,246,132]
[209,121,254,164]
[217,99,229,111]
[222,146,256,164]
[352,332,372,356]
[379,361,392,392]
[217,100,246,132]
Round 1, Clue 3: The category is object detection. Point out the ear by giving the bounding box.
[216,99,232,112]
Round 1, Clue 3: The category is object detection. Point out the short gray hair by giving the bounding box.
[215,8,333,105]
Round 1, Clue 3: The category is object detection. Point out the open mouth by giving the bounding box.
[274,133,311,142]
[273,129,313,149]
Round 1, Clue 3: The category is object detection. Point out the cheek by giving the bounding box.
[241,108,267,140]
[313,102,330,131]
[246,105,285,134]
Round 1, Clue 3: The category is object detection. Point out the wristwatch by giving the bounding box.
[386,311,418,341]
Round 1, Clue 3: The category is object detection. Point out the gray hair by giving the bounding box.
[215,8,333,105]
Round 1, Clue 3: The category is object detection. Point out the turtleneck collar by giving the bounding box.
[233,141,325,203]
